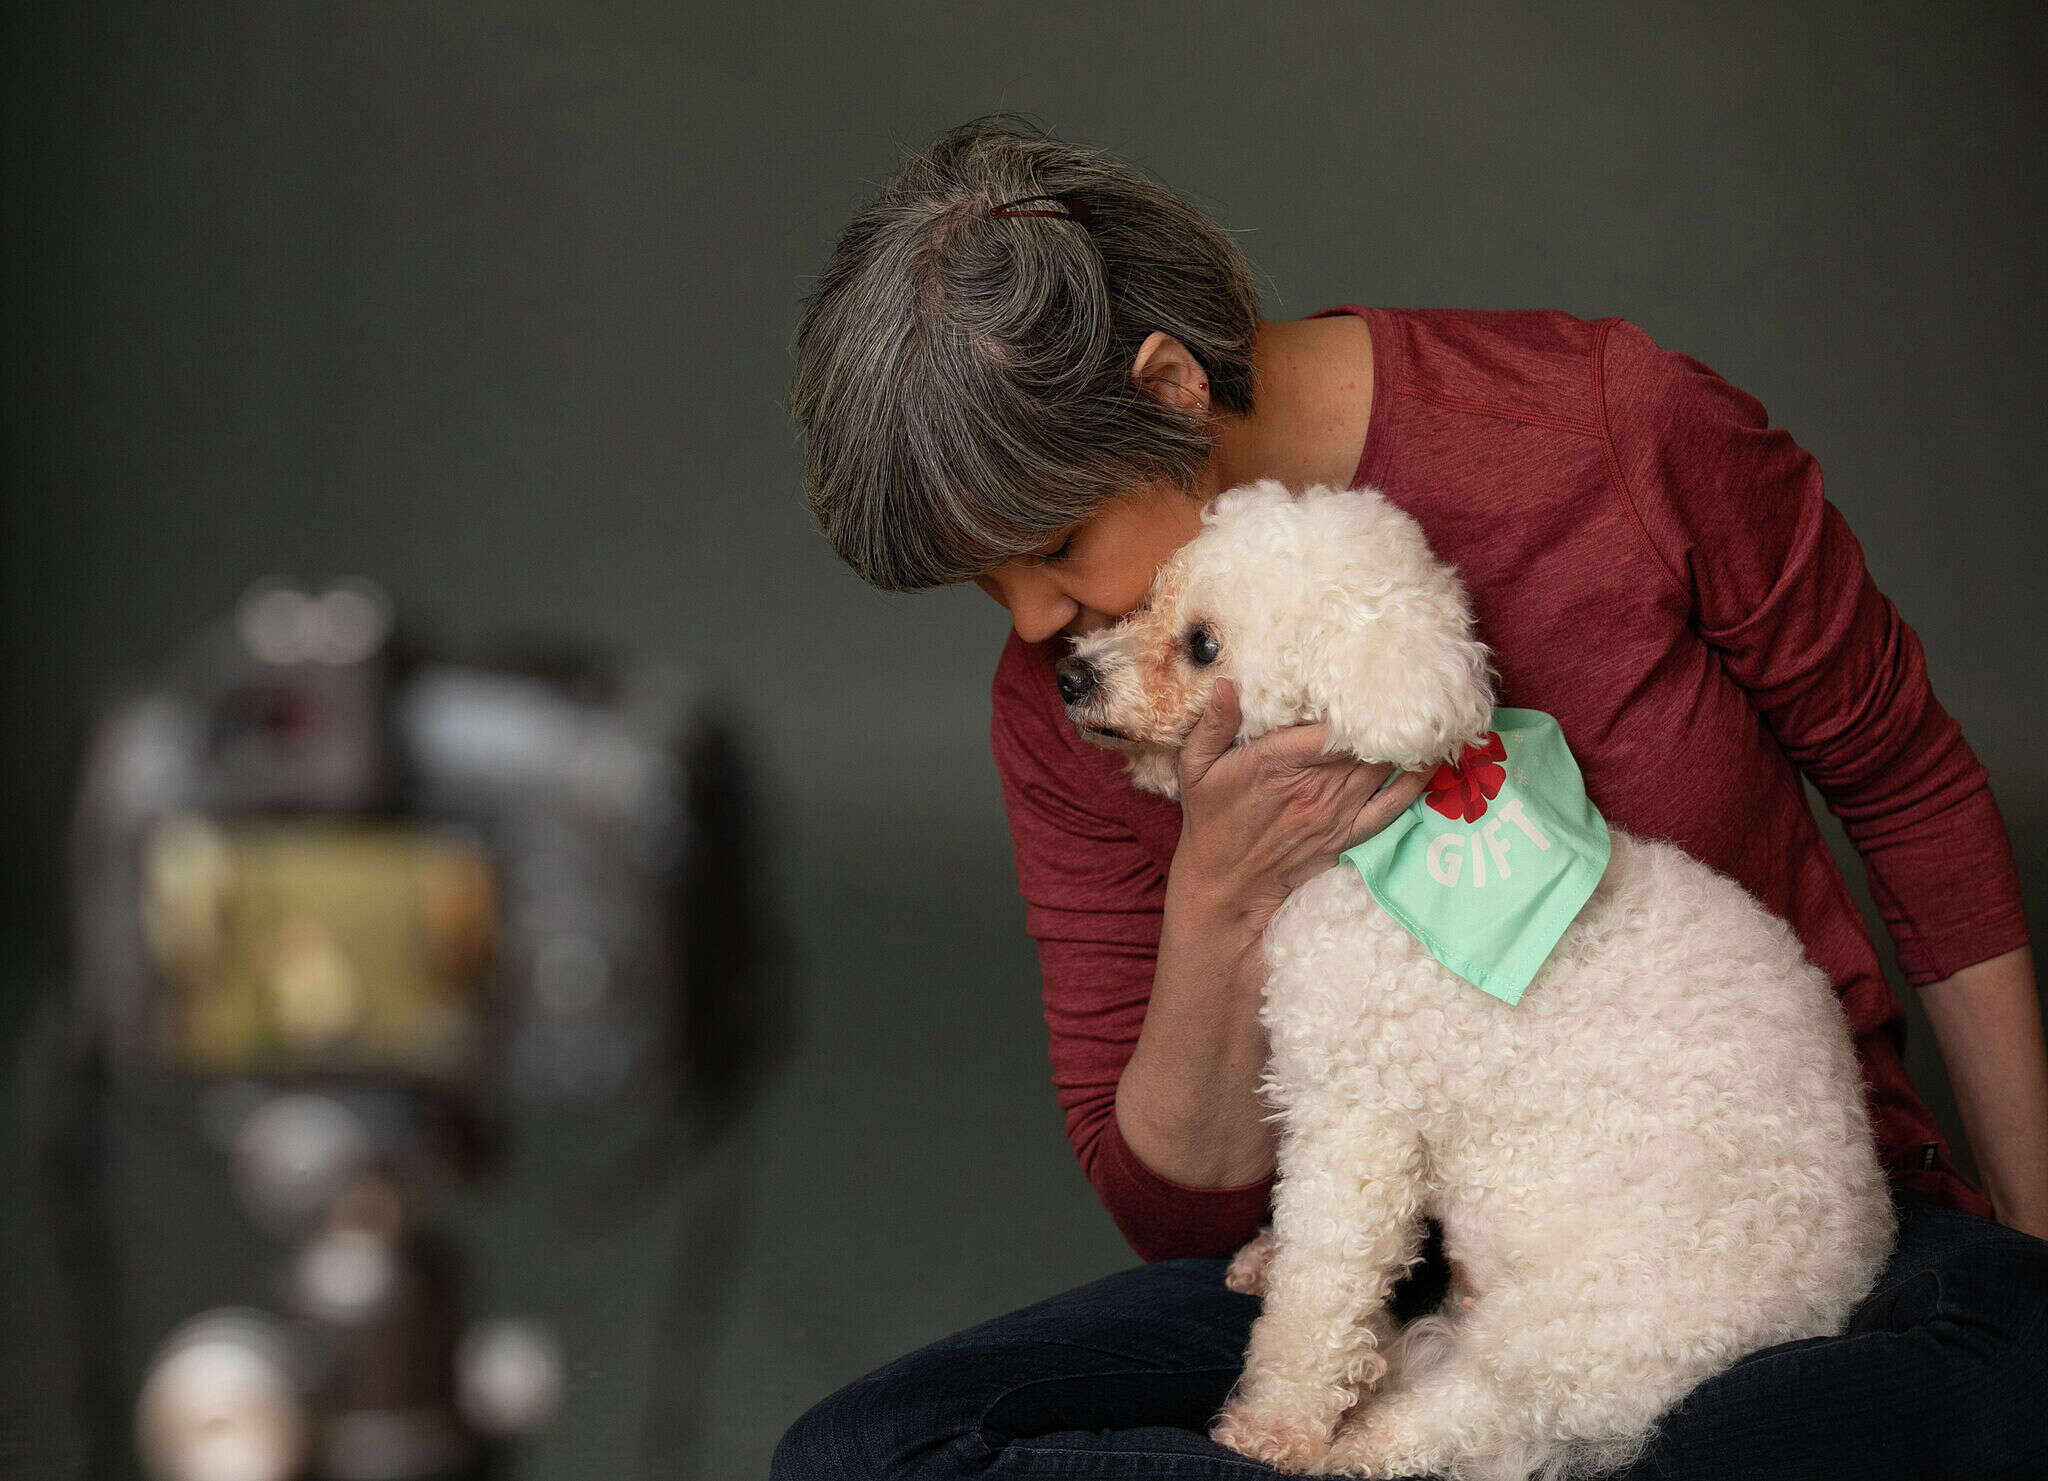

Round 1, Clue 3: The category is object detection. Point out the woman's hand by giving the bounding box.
[1171,678,1430,929]
[1114,678,1429,1189]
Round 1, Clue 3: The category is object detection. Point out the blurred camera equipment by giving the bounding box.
[52,575,773,1481]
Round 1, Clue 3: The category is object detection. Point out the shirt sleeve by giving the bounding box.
[990,633,1274,1261]
[1597,319,2029,985]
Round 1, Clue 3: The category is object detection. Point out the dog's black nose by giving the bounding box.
[1055,655,1098,705]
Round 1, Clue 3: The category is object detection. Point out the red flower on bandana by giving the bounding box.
[1425,732,1507,822]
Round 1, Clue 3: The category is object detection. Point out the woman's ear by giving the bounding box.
[1130,331,1208,411]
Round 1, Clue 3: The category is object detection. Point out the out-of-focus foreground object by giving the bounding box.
[43,574,782,1481]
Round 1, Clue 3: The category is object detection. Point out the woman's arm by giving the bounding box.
[993,638,1423,1259]
[1116,679,1428,1189]
[1599,318,2034,1213]
[1114,871,1275,1188]
[1917,945,2048,1238]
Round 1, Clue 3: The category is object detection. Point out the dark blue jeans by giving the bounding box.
[772,1189,2048,1479]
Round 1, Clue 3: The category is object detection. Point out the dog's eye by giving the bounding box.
[1187,626,1221,666]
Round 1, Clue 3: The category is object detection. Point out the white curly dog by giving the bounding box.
[1058,480,1895,1480]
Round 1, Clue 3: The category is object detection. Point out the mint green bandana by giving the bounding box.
[1338,708,1610,1006]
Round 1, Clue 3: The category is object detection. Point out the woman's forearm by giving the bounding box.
[1111,688,1424,1191]
[1917,944,2048,1239]
[1114,869,1279,1189]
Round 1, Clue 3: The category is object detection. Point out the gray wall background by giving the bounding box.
[3,4,2041,1478]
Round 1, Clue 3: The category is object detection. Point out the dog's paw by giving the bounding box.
[1314,1401,1436,1479]
[1211,1401,1332,1474]
[1224,1228,1277,1297]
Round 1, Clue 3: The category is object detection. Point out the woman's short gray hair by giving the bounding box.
[788,113,1264,591]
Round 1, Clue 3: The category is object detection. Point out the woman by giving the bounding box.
[776,114,2048,1478]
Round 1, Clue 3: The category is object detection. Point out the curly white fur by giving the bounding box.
[1063,481,1896,1481]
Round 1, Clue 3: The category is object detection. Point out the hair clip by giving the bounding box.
[986,194,1091,223]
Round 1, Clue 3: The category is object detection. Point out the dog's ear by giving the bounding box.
[1288,487,1497,769]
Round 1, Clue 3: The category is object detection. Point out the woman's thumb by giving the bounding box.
[1179,677,1242,782]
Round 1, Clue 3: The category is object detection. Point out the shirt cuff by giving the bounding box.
[1871,785,2033,986]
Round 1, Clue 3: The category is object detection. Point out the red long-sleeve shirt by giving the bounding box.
[991,306,2028,1263]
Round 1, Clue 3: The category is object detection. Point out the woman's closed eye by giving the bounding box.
[1028,531,1077,564]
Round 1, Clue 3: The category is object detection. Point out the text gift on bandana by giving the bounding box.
[1339,708,1611,1006]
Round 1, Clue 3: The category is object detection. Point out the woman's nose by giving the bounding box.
[977,569,1075,645]
[1010,601,1076,645]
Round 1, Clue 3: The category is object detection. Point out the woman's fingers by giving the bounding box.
[1243,718,1340,774]
[1275,766,1430,889]
[1178,701,1434,896]
[1178,677,1243,788]
[1346,767,1429,846]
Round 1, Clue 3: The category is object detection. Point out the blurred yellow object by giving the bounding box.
[142,815,498,1083]
[265,910,360,1047]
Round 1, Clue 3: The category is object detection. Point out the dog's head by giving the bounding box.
[1058,479,1496,798]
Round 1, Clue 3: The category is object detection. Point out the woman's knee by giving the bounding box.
[769,1348,1008,1481]
[771,1373,884,1481]
[770,1260,1256,1479]
[774,1365,976,1481]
